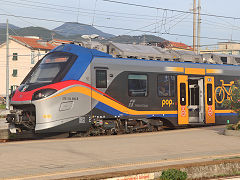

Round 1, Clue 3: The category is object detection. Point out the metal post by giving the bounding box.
[193,0,196,53]
[197,0,201,54]
[6,19,10,110]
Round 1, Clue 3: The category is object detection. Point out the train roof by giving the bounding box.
[94,55,240,77]
[51,43,112,58]
[51,44,240,77]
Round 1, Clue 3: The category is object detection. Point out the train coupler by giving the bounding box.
[6,109,35,131]
[6,109,23,124]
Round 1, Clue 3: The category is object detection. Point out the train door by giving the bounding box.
[177,75,189,124]
[204,76,215,124]
[92,68,108,112]
[188,77,205,123]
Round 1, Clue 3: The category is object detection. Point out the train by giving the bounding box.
[6,44,240,136]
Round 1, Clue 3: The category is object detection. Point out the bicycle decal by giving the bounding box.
[215,80,235,104]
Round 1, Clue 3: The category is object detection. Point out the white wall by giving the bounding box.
[0,40,47,96]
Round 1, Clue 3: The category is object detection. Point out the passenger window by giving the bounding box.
[96,70,107,88]
[207,84,213,105]
[158,75,175,97]
[128,74,147,97]
[180,83,186,105]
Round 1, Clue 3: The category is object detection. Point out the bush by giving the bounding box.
[224,80,240,130]
[160,169,187,180]
[226,124,234,130]
[237,123,240,130]
[0,104,6,109]
[223,80,240,118]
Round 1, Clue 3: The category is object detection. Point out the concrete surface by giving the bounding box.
[0,126,240,179]
[225,129,240,137]
[0,108,8,116]
[0,109,9,139]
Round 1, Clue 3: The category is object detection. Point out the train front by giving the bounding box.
[6,44,98,135]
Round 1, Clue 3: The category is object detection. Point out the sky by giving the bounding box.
[0,0,240,49]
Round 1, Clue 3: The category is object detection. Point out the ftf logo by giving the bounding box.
[128,99,135,107]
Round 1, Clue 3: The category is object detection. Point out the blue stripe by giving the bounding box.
[215,113,238,116]
[147,114,178,118]
[96,101,237,118]
[95,102,128,116]
[95,102,178,117]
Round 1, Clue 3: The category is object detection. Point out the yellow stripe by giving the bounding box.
[206,69,223,74]
[215,110,235,113]
[165,67,184,73]
[51,87,177,115]
[185,68,205,75]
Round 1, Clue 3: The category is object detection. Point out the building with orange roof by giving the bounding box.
[0,36,56,96]
[49,39,73,46]
[148,40,193,51]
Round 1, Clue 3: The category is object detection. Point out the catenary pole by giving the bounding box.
[197,0,201,54]
[193,0,196,53]
[6,19,9,110]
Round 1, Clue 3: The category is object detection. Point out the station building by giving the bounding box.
[0,36,56,96]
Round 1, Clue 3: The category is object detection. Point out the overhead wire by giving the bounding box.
[9,0,164,18]
[165,13,191,33]
[124,12,187,35]
[1,12,240,42]
[1,0,240,46]
[102,0,240,20]
[0,0,169,21]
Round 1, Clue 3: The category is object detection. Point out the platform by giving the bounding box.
[0,109,9,140]
[0,126,240,179]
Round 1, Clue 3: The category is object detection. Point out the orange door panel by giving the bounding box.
[204,76,215,124]
[177,75,189,125]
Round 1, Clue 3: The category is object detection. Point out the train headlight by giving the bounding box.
[32,89,57,101]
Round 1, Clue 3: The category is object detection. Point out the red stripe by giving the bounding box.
[11,80,126,106]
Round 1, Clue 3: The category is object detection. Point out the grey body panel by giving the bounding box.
[92,57,240,77]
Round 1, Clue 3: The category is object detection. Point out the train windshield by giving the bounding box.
[26,53,72,84]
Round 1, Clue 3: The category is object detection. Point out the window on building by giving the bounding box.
[157,75,176,97]
[128,74,147,97]
[116,55,122,58]
[173,58,180,62]
[12,53,18,61]
[111,48,115,53]
[235,58,240,64]
[12,69,18,77]
[220,57,227,64]
[96,70,107,88]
